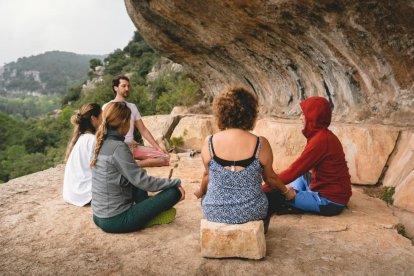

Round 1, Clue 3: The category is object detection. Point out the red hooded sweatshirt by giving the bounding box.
[278,96,352,205]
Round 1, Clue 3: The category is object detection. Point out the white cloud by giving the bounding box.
[0,0,136,65]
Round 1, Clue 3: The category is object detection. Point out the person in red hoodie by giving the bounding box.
[264,96,352,216]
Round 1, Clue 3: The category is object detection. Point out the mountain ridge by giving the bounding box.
[0,51,105,96]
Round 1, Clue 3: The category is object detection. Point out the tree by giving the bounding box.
[104,49,129,76]
[89,58,103,70]
[61,85,82,106]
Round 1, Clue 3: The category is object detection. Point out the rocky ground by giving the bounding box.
[1,153,413,275]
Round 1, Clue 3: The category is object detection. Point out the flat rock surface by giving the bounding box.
[1,154,413,275]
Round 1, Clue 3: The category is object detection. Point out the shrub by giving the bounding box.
[168,136,184,151]
[380,186,395,205]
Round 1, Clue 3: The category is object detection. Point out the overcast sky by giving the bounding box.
[0,0,137,65]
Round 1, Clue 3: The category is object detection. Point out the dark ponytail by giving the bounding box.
[64,103,102,162]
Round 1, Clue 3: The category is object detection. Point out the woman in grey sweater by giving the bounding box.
[90,102,185,233]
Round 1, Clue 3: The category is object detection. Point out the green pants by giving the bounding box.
[93,186,181,233]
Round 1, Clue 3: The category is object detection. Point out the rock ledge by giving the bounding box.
[1,154,413,275]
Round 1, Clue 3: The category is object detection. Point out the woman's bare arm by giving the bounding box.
[194,136,211,199]
[259,137,296,200]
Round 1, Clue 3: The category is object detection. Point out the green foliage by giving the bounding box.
[0,107,73,182]
[61,85,82,106]
[136,53,159,78]
[128,83,155,116]
[104,49,129,76]
[1,30,202,183]
[168,136,184,150]
[0,113,26,151]
[76,76,114,107]
[22,126,55,153]
[89,58,103,69]
[1,147,53,180]
[0,51,104,95]
[153,72,201,114]
[72,31,200,116]
[124,32,154,58]
[0,95,60,119]
[380,186,395,205]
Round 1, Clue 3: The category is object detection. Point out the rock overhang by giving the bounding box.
[125,0,414,126]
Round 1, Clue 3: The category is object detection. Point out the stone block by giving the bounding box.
[393,171,414,212]
[141,115,172,143]
[254,118,400,185]
[330,124,399,185]
[141,114,181,147]
[393,207,414,240]
[200,219,266,260]
[383,131,414,188]
[253,118,306,173]
[171,115,219,150]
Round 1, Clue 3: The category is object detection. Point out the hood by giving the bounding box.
[300,96,332,138]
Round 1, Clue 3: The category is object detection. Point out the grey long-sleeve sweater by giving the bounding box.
[92,130,180,218]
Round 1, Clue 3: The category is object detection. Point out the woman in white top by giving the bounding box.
[63,103,102,206]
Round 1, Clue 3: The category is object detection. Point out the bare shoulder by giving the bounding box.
[201,135,212,165]
[259,136,271,149]
[258,136,273,163]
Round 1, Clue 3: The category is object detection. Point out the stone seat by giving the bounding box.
[200,219,266,260]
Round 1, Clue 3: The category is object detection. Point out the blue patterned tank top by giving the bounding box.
[202,135,268,224]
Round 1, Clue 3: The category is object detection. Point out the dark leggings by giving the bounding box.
[265,189,345,217]
[93,186,181,233]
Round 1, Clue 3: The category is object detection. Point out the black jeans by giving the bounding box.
[265,189,345,216]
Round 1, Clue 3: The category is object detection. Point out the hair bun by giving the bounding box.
[70,112,82,125]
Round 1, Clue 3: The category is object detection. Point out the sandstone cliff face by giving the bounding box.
[125,0,414,126]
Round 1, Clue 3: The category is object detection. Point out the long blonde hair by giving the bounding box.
[64,103,101,162]
[90,102,131,167]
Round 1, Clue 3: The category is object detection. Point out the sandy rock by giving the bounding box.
[170,115,218,150]
[393,207,414,240]
[141,114,181,147]
[170,106,189,116]
[1,155,414,275]
[393,171,414,212]
[383,130,414,187]
[146,58,183,82]
[380,131,414,219]
[200,219,266,260]
[330,124,399,185]
[253,118,306,173]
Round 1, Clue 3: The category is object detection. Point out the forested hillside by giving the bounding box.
[0,31,201,183]
[0,95,60,120]
[68,32,201,116]
[0,51,104,96]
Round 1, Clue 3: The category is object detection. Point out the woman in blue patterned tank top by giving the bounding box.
[194,86,296,227]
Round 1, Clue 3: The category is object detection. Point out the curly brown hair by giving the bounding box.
[213,86,258,130]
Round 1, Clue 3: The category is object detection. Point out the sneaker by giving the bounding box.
[145,208,177,228]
